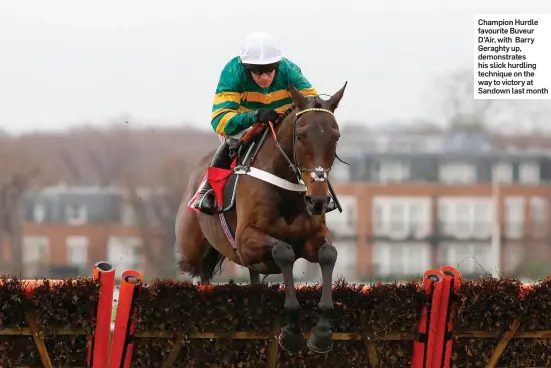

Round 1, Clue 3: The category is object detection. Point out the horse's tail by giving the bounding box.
[177,241,226,279]
[202,245,226,278]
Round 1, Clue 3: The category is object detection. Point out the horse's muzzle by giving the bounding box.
[304,194,330,215]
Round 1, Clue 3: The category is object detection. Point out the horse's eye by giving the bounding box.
[297,134,304,142]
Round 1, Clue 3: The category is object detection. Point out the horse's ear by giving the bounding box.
[326,81,347,111]
[288,80,308,110]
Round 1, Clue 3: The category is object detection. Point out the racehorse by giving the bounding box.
[175,80,347,354]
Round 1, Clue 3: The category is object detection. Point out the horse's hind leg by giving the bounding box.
[249,269,260,284]
[176,207,225,284]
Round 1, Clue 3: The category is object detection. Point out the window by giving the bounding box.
[492,162,513,184]
[33,204,46,223]
[389,202,407,237]
[437,201,451,234]
[23,236,50,278]
[505,197,524,239]
[378,160,410,183]
[409,202,424,238]
[333,241,356,280]
[530,196,548,238]
[505,243,525,273]
[325,195,357,237]
[437,197,493,239]
[66,236,88,268]
[330,162,350,182]
[372,242,430,276]
[455,202,471,237]
[373,202,385,235]
[473,201,492,239]
[519,162,540,184]
[439,242,492,274]
[372,197,431,239]
[438,163,476,183]
[65,204,87,225]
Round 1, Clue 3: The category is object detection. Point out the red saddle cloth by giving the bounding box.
[189,124,266,212]
[206,156,239,208]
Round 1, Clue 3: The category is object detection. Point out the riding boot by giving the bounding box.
[191,140,232,214]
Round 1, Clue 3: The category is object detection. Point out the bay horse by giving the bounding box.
[175,80,347,354]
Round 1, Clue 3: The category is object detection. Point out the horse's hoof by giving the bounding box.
[307,328,333,354]
[278,327,304,353]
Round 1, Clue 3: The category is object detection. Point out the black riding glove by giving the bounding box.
[254,109,279,124]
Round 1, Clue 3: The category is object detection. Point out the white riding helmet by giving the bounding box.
[239,32,283,65]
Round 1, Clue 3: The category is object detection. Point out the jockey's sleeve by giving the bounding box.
[286,59,318,98]
[210,62,253,136]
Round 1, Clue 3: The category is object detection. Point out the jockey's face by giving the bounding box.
[250,69,276,88]
[243,62,279,88]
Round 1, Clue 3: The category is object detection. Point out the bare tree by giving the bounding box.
[123,154,198,278]
[152,155,199,277]
[434,69,502,132]
[0,139,41,276]
[0,123,217,278]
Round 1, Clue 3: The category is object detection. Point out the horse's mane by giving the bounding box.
[275,96,325,127]
[276,104,297,125]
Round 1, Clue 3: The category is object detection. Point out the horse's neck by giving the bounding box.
[270,113,296,174]
[254,112,297,181]
[252,112,308,214]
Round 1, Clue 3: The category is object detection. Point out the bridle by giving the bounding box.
[268,107,336,186]
[230,102,345,212]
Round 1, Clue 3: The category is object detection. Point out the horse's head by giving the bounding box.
[288,80,347,215]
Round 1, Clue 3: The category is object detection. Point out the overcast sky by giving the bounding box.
[1,0,550,135]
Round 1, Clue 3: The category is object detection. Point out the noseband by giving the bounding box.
[269,107,335,186]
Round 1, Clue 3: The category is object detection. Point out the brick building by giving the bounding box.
[331,183,551,278]
[3,128,551,282]
[1,186,165,280]
[323,127,551,280]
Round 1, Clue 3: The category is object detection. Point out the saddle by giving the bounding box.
[207,124,269,213]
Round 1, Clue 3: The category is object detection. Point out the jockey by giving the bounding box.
[190,31,337,215]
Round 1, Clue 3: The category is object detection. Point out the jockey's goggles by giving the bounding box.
[242,62,279,76]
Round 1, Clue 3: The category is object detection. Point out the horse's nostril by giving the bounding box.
[304,195,329,211]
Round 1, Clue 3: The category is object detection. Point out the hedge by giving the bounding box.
[1,274,551,367]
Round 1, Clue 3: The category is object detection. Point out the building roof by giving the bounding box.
[338,124,551,158]
[20,185,166,225]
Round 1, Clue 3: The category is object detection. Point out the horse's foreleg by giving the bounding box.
[308,242,337,353]
[240,225,304,352]
[272,240,304,352]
